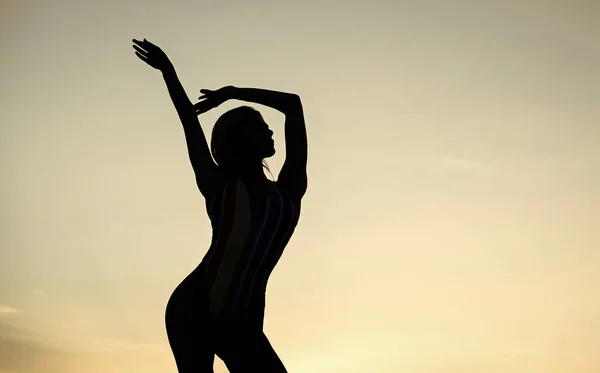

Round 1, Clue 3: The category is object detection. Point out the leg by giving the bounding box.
[215,328,287,373]
[165,285,215,373]
[166,323,215,373]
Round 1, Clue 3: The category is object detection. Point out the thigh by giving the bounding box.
[216,329,287,373]
[167,331,215,373]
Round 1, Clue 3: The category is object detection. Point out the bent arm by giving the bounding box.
[232,88,308,199]
[230,87,301,114]
[162,67,221,197]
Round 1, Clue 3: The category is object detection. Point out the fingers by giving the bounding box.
[132,44,147,56]
[135,51,149,62]
[195,105,210,115]
[194,100,217,114]
[194,100,211,109]
[144,38,157,48]
[196,108,212,115]
[198,89,214,100]
[132,38,157,50]
[132,38,146,47]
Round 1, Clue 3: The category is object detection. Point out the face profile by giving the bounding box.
[241,112,275,159]
[211,106,275,168]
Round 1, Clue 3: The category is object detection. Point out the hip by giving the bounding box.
[165,274,265,327]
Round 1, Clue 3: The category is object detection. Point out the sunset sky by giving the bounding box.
[2,1,599,372]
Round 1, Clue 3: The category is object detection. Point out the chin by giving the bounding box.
[263,145,276,158]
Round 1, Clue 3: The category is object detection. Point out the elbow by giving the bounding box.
[287,94,302,111]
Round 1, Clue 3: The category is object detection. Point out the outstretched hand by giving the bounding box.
[194,86,236,114]
[132,38,173,72]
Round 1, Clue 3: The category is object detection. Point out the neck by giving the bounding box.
[226,160,267,182]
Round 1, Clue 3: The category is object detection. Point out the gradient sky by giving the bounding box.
[2,1,599,372]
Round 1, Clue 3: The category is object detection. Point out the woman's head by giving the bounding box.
[211,106,275,173]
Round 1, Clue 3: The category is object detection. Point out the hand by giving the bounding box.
[194,86,236,114]
[132,38,173,72]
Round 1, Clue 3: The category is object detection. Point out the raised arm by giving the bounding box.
[196,87,308,199]
[132,39,222,199]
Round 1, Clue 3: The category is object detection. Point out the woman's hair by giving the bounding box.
[210,106,273,179]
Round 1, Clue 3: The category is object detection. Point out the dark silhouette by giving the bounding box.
[132,38,307,373]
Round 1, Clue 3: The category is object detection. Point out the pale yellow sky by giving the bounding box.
[2,1,599,372]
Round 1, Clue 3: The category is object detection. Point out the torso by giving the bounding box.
[195,176,301,321]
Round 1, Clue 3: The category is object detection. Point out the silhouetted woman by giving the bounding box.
[132,38,307,373]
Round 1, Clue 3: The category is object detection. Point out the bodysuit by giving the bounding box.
[191,176,301,327]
